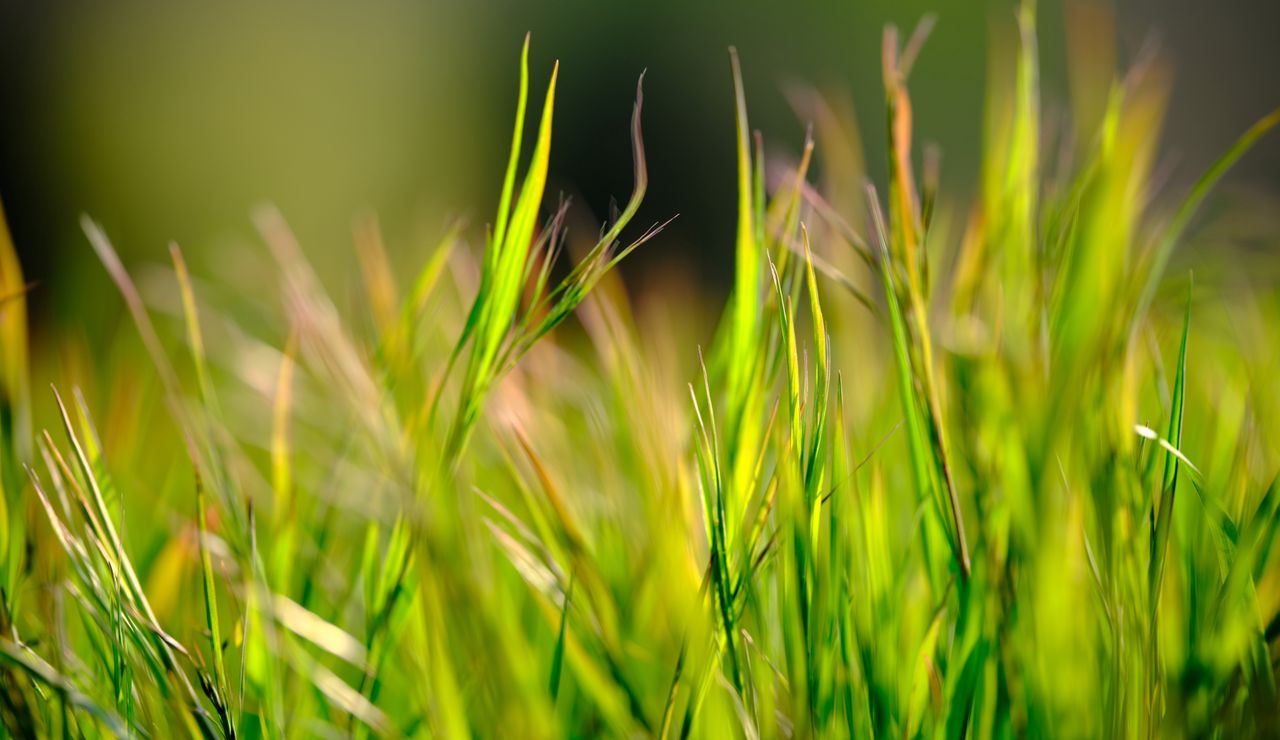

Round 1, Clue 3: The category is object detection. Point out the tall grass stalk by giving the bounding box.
[0,13,1279,738]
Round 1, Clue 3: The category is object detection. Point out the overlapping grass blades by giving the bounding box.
[1,12,1279,739]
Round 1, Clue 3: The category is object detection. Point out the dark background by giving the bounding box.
[1,0,1277,330]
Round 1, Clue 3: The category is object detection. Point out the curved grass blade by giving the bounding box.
[1133,108,1280,330]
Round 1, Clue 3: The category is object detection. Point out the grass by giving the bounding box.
[2,5,1280,737]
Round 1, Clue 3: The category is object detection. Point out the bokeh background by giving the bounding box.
[2,0,1278,335]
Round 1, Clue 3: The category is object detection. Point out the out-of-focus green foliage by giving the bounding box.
[0,201,32,607]
[1,5,1279,737]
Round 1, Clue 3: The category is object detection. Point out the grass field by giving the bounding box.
[2,6,1280,738]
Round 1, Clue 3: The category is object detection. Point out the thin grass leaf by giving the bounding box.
[864,186,965,581]
[195,473,235,739]
[726,47,761,420]
[1133,108,1280,328]
[550,573,573,702]
[1150,278,1191,609]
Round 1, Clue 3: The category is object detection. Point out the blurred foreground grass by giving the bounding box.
[2,5,1280,738]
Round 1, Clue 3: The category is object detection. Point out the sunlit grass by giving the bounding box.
[2,6,1280,737]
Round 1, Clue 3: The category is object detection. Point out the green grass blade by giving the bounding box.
[493,34,532,253]
[195,473,235,738]
[1150,277,1191,609]
[864,186,956,581]
[1133,108,1280,328]
[727,47,760,411]
[550,574,573,702]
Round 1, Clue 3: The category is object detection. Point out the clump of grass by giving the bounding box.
[2,7,1280,738]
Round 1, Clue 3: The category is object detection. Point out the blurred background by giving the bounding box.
[1,0,1277,336]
